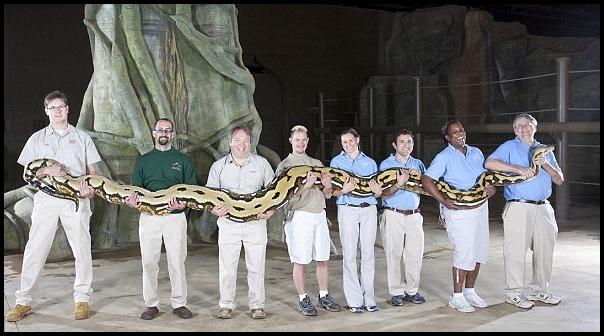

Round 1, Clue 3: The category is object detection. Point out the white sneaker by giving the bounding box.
[448,295,475,313]
[505,295,535,309]
[464,292,488,308]
[527,293,561,305]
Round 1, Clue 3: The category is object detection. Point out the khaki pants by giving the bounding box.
[217,218,268,310]
[503,202,558,297]
[379,210,424,296]
[337,205,378,308]
[16,192,93,305]
[139,212,188,309]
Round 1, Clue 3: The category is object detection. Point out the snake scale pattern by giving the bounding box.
[23,145,554,222]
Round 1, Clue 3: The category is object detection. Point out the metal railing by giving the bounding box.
[317,58,600,220]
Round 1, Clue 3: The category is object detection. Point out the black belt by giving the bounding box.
[341,202,371,208]
[383,206,420,215]
[508,199,549,205]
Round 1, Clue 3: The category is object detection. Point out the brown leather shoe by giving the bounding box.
[172,306,193,319]
[74,302,90,320]
[6,304,32,322]
[141,307,159,320]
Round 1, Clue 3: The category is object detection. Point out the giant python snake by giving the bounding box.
[23,145,554,222]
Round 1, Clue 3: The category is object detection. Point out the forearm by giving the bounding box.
[543,164,564,185]
[421,176,447,205]
[484,159,523,174]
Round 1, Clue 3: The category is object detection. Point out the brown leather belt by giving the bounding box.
[383,206,420,215]
[341,202,371,208]
[508,199,549,205]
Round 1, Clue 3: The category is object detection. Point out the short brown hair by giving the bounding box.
[392,129,413,144]
[44,90,68,107]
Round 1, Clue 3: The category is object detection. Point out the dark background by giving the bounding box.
[3,4,600,191]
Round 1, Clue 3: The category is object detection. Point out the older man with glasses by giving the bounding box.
[485,113,564,309]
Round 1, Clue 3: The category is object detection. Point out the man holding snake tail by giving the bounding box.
[485,113,564,309]
[7,90,100,322]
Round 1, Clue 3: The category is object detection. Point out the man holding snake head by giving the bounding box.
[485,113,564,309]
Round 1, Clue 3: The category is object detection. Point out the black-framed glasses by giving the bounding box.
[46,105,67,112]
[154,128,173,134]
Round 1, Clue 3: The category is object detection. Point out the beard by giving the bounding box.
[158,137,169,145]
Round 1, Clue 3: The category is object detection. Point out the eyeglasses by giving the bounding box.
[46,105,67,112]
[514,123,535,129]
[154,128,173,134]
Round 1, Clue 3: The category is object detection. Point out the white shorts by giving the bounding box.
[440,201,489,271]
[284,210,330,264]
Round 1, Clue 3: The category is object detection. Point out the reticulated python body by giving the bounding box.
[23,145,553,222]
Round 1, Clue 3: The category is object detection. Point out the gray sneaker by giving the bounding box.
[299,296,318,316]
[318,293,341,312]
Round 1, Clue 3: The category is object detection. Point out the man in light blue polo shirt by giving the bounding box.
[378,129,427,306]
[485,113,564,310]
[421,120,495,313]
[330,128,382,314]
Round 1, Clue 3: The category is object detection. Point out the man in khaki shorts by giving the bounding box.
[275,125,342,316]
[7,90,100,322]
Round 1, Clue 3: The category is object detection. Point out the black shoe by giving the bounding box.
[318,294,341,312]
[173,306,193,319]
[403,293,426,304]
[141,307,159,320]
[299,295,318,316]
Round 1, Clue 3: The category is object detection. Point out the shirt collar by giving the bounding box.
[47,124,73,136]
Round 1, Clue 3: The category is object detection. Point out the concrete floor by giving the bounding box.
[4,199,600,332]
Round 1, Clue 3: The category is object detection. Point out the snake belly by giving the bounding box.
[22,145,553,221]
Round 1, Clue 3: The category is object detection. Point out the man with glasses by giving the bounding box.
[125,118,197,320]
[7,90,101,322]
[485,113,564,309]
[206,126,275,320]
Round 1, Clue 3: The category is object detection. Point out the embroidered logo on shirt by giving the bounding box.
[69,139,76,144]
[171,162,182,172]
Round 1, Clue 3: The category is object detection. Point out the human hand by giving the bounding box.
[303,171,317,190]
[320,172,332,189]
[78,180,95,199]
[518,167,536,179]
[533,153,546,166]
[125,192,141,208]
[369,179,382,197]
[39,163,67,178]
[167,197,186,211]
[341,176,357,195]
[257,209,275,220]
[211,204,229,217]
[396,169,410,187]
[485,185,496,198]
[442,198,461,210]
